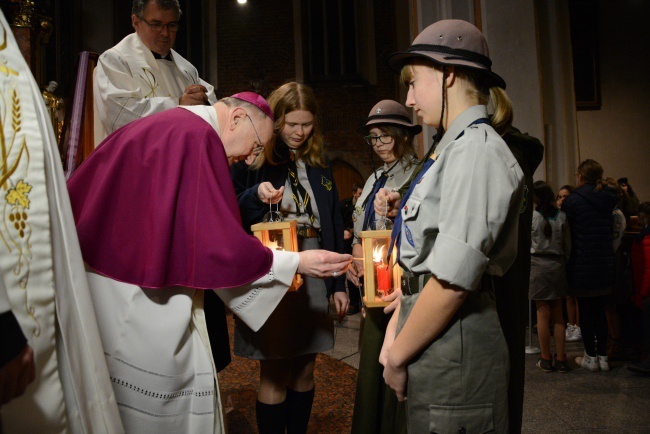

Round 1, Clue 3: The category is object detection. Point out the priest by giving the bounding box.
[67,92,351,433]
[93,0,216,145]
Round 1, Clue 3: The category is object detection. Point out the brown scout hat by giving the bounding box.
[360,100,422,135]
[387,19,506,90]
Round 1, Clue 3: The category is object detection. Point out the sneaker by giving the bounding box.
[554,354,571,373]
[576,351,599,372]
[572,326,582,340]
[566,324,582,342]
[598,355,610,371]
[536,357,556,373]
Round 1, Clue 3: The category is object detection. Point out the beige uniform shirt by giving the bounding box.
[352,157,418,245]
[398,105,525,290]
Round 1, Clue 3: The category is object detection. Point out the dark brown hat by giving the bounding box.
[360,100,422,135]
[387,19,506,89]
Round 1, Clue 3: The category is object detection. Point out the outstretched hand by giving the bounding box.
[298,250,352,279]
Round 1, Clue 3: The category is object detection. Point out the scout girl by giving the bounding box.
[379,20,524,433]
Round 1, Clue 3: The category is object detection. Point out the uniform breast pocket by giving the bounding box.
[401,197,422,253]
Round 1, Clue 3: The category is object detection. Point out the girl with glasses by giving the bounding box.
[348,100,421,434]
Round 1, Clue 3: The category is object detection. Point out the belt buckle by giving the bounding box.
[400,276,412,295]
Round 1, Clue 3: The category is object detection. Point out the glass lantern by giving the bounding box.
[251,219,303,291]
[360,229,402,307]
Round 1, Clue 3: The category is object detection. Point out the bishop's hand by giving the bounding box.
[298,250,351,279]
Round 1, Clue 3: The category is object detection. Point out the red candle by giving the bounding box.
[376,263,391,296]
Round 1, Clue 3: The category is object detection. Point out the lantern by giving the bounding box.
[251,219,303,291]
[360,229,402,307]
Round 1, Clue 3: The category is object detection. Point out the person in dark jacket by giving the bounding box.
[493,125,544,433]
[230,82,348,434]
[562,159,618,372]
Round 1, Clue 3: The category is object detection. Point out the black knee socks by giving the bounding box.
[256,400,286,434]
[286,388,315,434]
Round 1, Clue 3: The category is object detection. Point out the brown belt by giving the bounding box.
[297,227,320,239]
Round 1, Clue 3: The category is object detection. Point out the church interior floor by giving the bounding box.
[219,308,650,433]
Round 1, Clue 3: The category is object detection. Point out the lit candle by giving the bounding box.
[376,263,391,295]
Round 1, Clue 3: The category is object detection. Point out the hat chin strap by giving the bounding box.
[434,67,448,143]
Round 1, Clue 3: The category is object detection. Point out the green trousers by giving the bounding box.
[351,307,407,434]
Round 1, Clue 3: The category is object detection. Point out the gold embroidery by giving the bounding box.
[0,26,39,336]
[0,26,18,77]
[321,175,332,191]
[139,68,159,98]
[6,179,31,208]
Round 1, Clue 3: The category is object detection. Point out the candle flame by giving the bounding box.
[372,244,387,264]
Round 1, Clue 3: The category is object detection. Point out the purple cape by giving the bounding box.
[67,108,273,289]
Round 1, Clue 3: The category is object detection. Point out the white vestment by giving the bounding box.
[87,251,298,434]
[0,11,124,433]
[86,105,297,433]
[93,32,216,145]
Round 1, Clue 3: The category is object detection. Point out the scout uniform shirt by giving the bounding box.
[396,104,524,434]
[352,157,418,246]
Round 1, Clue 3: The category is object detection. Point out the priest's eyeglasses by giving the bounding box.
[365,134,392,146]
[246,114,263,150]
[140,18,180,32]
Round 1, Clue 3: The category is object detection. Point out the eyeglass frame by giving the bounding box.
[138,17,180,32]
[246,114,264,155]
[364,133,393,147]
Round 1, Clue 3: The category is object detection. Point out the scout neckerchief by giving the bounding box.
[388,117,490,260]
[362,159,401,230]
[287,151,315,225]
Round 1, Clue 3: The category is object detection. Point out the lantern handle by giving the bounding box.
[263,202,284,223]
[375,196,393,230]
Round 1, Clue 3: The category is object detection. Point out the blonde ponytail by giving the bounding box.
[489,87,513,136]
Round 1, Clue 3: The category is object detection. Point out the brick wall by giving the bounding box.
[216,0,407,182]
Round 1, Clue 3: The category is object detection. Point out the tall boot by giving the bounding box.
[256,400,287,434]
[285,388,315,434]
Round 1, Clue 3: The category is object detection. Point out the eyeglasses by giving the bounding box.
[139,17,180,32]
[246,114,263,150]
[364,134,392,146]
